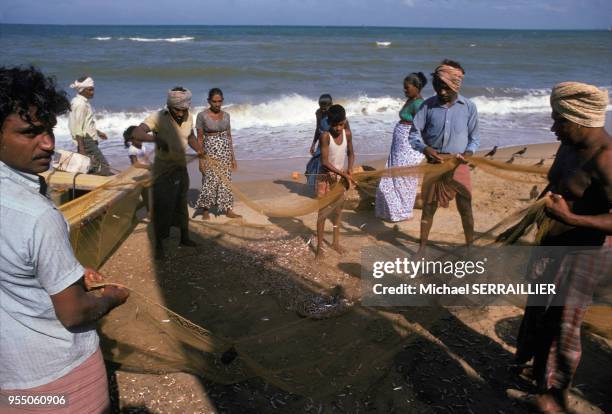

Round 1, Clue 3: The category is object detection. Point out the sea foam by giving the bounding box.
[122,36,195,43]
[51,90,585,160]
[51,91,562,144]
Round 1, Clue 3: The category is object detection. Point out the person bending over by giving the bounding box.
[315,104,355,260]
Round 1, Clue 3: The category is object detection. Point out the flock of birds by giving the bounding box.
[483,145,546,166]
[481,145,551,200]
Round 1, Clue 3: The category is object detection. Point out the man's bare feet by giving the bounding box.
[506,388,567,414]
[315,246,325,261]
[534,391,567,414]
[414,246,427,260]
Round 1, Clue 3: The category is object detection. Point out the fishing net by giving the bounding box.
[48,152,609,401]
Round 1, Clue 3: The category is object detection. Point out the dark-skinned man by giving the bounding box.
[0,66,128,413]
[408,59,480,256]
[132,87,199,260]
[513,82,611,414]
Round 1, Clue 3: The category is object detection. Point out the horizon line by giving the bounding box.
[0,23,609,31]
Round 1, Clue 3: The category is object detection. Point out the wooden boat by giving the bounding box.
[43,166,151,268]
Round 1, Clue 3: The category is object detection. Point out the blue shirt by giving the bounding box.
[408,94,480,154]
[0,161,98,389]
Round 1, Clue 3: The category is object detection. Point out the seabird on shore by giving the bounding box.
[513,147,528,157]
[484,145,498,158]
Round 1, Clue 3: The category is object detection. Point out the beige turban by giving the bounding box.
[550,82,609,128]
[167,88,192,110]
[434,64,464,93]
[70,77,94,92]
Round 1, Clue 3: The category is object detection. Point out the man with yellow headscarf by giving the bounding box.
[514,82,611,414]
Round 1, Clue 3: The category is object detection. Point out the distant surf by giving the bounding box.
[118,36,195,42]
[5,25,606,162]
[50,88,580,159]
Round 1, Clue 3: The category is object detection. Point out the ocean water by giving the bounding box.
[2,24,611,165]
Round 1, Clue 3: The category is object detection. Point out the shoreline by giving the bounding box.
[174,140,562,228]
[191,141,560,202]
[194,141,561,186]
[97,139,561,184]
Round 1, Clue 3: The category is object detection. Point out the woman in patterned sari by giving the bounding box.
[375,73,427,221]
[193,88,241,219]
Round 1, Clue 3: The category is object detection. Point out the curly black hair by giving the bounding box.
[123,125,137,148]
[0,66,70,129]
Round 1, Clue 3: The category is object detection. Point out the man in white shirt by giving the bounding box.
[1,66,128,413]
[68,76,111,175]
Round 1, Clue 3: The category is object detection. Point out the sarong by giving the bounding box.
[152,162,189,240]
[422,163,471,207]
[83,136,111,176]
[316,172,341,198]
[516,238,612,391]
[196,132,233,212]
[375,122,425,221]
[0,348,110,413]
[316,172,346,217]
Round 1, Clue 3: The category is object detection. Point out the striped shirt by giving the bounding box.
[0,161,98,389]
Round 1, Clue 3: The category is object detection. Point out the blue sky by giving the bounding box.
[1,0,610,29]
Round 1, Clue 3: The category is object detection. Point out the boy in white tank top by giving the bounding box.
[316,104,355,260]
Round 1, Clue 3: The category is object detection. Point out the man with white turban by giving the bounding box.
[514,82,611,413]
[132,87,199,259]
[68,76,111,175]
[408,59,480,256]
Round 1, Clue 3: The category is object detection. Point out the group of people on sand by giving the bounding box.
[122,86,241,259]
[0,62,610,414]
[66,60,474,262]
[68,76,241,231]
[312,59,478,259]
[289,57,612,414]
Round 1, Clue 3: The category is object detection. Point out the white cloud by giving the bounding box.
[401,0,416,7]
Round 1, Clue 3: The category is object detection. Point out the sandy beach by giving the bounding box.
[92,141,612,413]
[2,20,611,414]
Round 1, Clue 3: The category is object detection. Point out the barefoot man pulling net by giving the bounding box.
[511,82,612,414]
